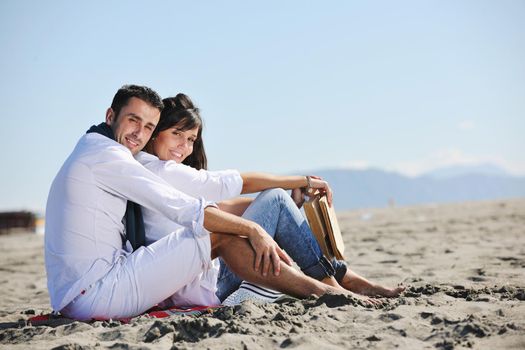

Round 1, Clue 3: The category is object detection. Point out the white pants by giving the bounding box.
[61,230,220,320]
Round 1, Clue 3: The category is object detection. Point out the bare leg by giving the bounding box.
[211,233,377,304]
[212,233,328,297]
[340,267,405,297]
[322,276,344,290]
[214,194,402,299]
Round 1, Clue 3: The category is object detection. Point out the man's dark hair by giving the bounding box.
[110,84,164,118]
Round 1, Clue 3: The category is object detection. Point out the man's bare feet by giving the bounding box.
[359,284,405,298]
[349,291,384,307]
[321,277,383,307]
[321,276,346,291]
[340,268,405,298]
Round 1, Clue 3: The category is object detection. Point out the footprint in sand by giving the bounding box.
[467,276,487,282]
[379,313,403,322]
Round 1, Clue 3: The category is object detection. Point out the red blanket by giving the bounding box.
[28,305,220,325]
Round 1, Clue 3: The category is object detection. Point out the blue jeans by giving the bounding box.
[216,188,347,301]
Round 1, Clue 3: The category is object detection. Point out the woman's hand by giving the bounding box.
[307,176,334,206]
[247,224,293,277]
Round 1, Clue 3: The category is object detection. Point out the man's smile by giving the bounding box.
[125,136,140,148]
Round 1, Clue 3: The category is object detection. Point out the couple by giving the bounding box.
[45,84,404,320]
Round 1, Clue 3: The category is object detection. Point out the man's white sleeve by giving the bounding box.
[91,148,215,237]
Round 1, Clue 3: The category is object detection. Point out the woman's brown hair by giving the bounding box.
[148,93,207,170]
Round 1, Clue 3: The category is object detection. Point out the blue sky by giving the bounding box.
[1,0,524,212]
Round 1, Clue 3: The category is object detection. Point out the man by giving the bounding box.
[45,84,348,320]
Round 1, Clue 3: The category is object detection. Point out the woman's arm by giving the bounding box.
[240,173,333,205]
[240,173,307,193]
[136,153,243,202]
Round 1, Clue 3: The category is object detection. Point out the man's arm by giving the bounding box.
[93,147,214,233]
[94,147,290,275]
[203,206,292,276]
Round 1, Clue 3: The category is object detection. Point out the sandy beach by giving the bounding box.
[1,198,524,349]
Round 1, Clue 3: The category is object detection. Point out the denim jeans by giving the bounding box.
[216,188,347,301]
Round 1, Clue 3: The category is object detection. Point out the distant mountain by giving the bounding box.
[309,167,525,210]
[424,163,510,179]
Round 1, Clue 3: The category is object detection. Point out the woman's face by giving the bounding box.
[152,124,199,163]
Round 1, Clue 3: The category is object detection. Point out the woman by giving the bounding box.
[136,94,404,306]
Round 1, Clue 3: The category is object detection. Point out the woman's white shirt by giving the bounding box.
[135,152,243,202]
[135,152,243,244]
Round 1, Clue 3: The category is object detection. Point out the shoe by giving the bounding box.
[222,281,283,306]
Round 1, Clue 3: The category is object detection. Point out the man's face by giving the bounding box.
[106,97,161,155]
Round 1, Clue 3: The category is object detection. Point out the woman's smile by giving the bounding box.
[169,149,184,161]
[153,125,199,163]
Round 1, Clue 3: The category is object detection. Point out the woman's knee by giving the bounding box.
[260,188,288,201]
[260,188,299,210]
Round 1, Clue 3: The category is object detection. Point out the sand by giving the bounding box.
[1,198,524,349]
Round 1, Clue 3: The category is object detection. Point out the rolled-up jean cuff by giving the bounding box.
[301,256,336,280]
[332,259,348,283]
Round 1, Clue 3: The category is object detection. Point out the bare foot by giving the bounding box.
[322,280,384,307]
[322,276,347,292]
[340,268,405,298]
[350,292,383,307]
[359,284,405,298]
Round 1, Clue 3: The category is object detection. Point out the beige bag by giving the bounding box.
[303,194,345,260]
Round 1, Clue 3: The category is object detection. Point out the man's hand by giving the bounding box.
[202,205,293,277]
[247,224,293,277]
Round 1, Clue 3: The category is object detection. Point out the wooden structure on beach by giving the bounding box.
[0,211,36,233]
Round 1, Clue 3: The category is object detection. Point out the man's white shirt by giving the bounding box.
[45,133,214,311]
